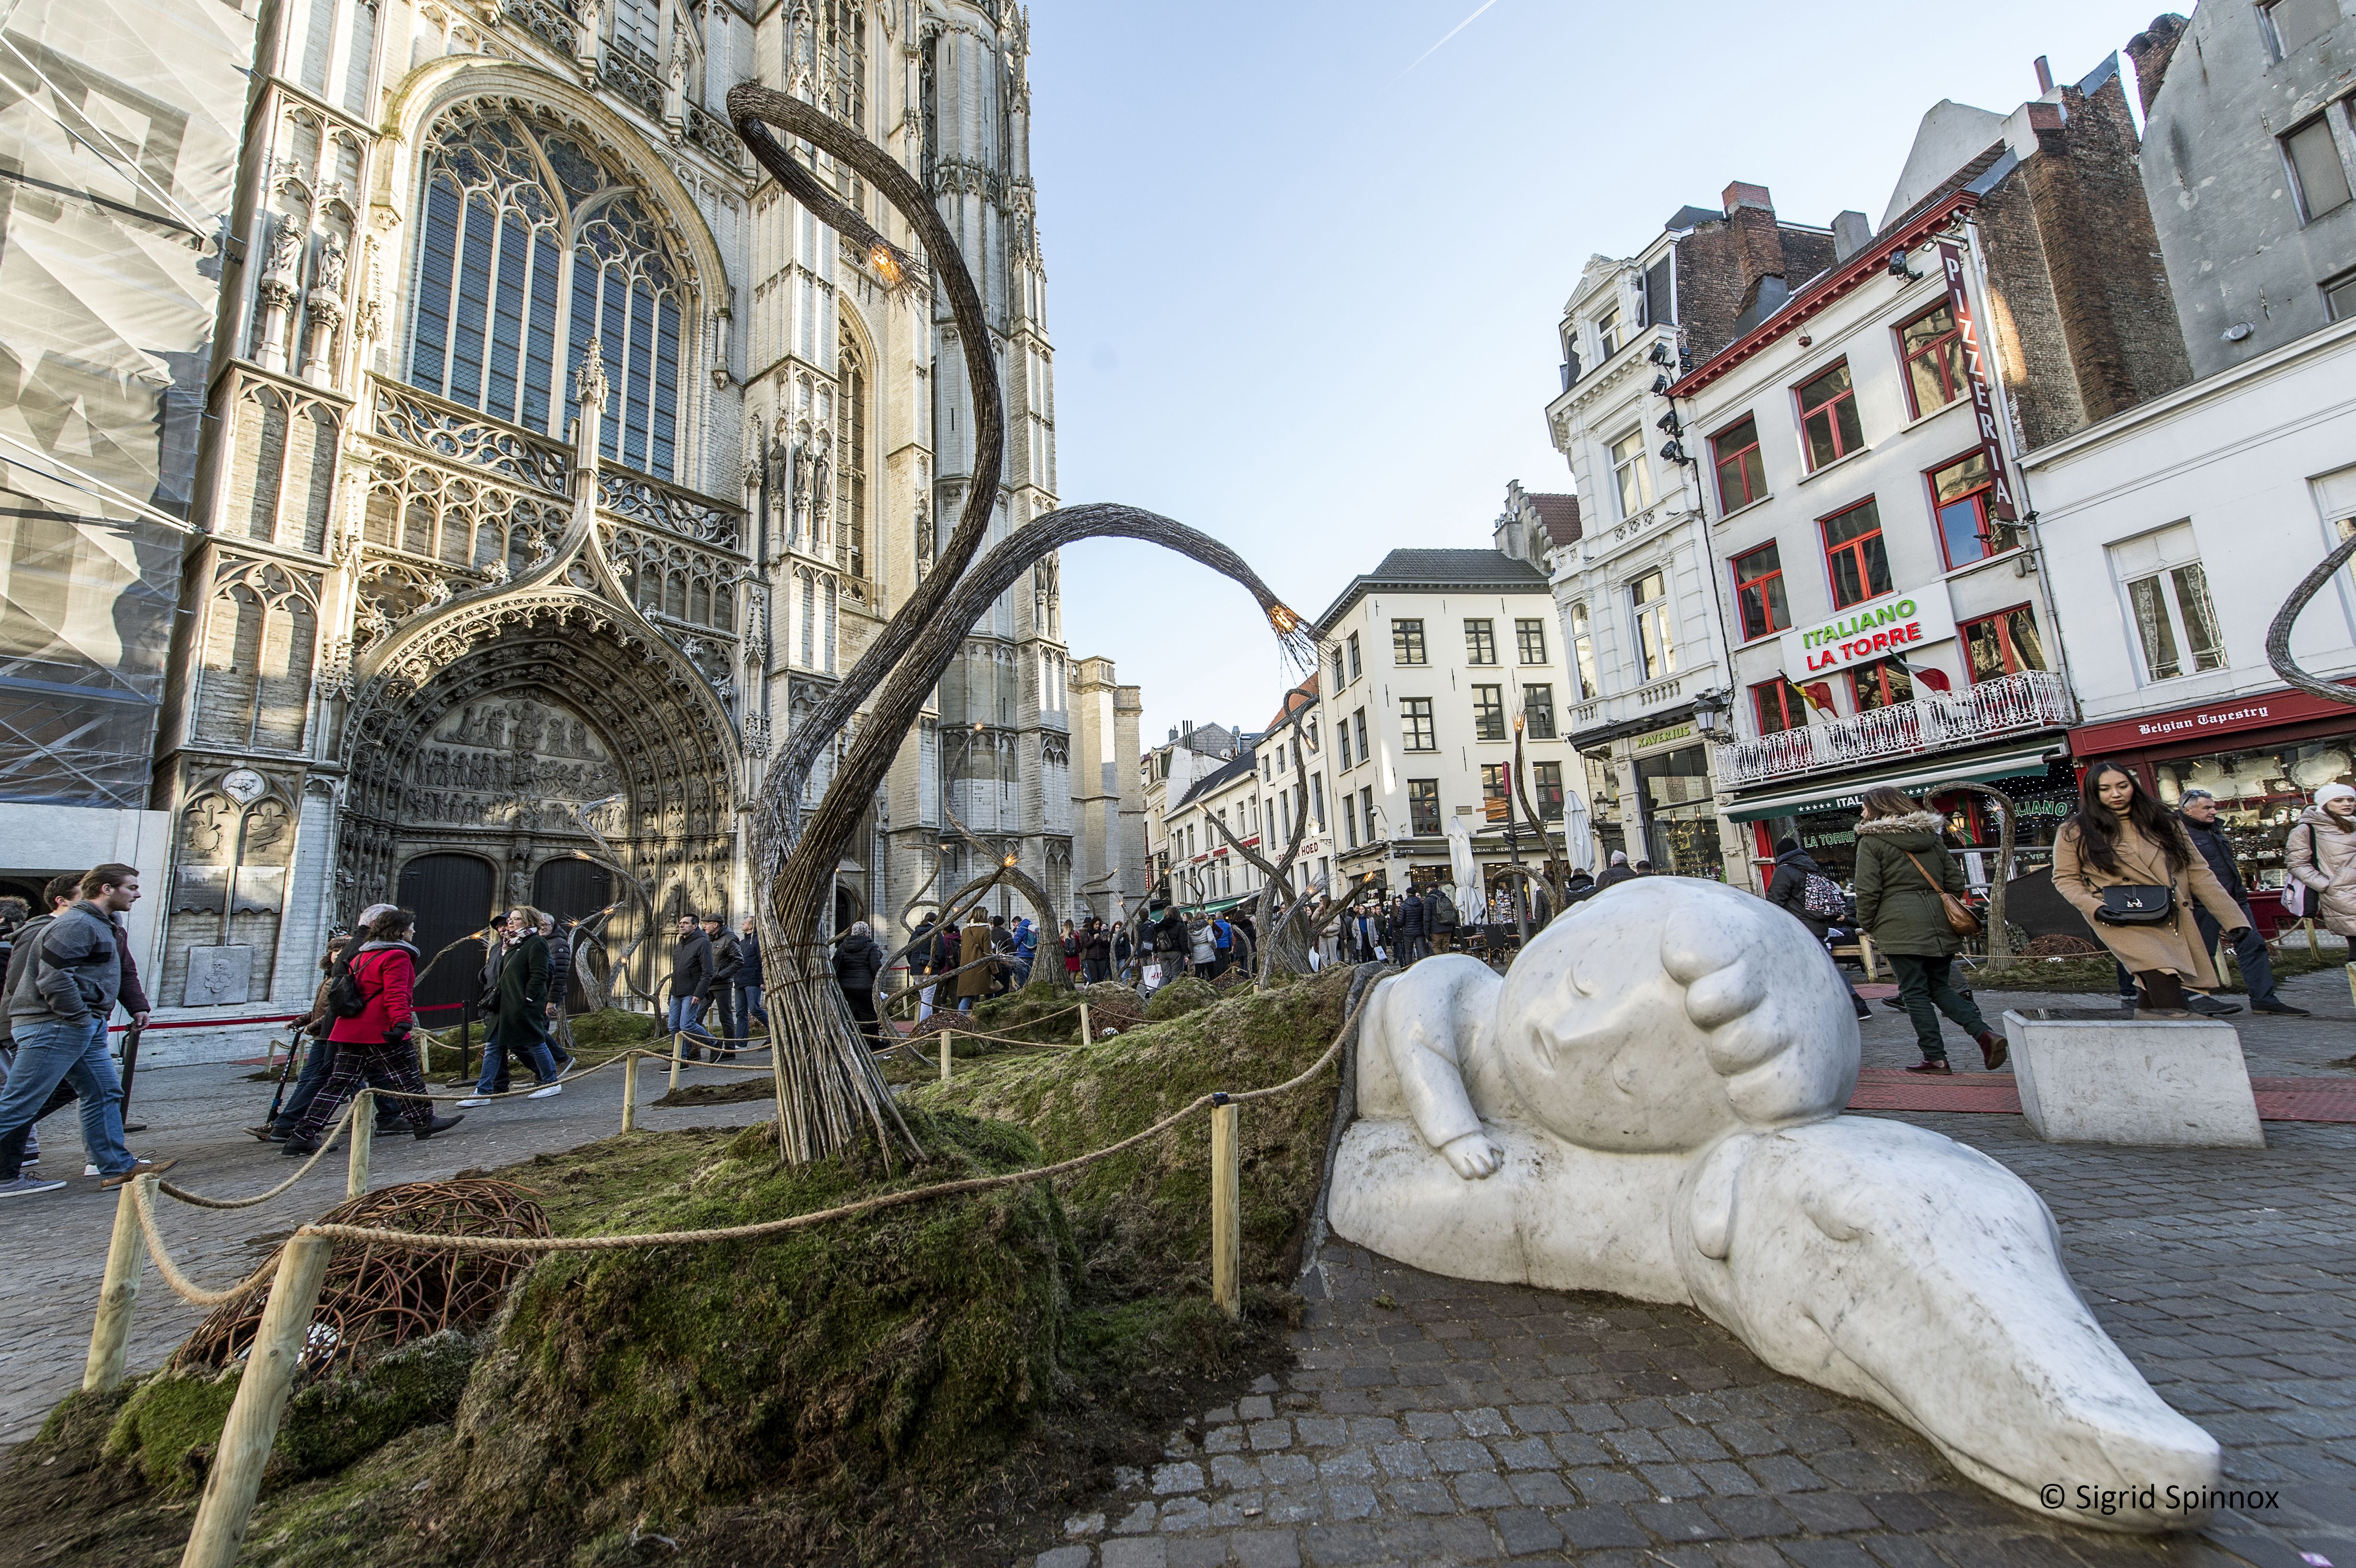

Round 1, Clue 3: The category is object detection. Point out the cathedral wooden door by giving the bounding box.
[396,853,497,1024]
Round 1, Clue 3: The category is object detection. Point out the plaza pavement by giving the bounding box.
[0,970,2350,1568]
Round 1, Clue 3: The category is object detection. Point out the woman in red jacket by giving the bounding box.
[283,908,464,1154]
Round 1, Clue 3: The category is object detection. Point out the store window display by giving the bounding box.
[2148,741,2356,927]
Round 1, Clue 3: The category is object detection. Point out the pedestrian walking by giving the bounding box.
[2286,781,2356,948]
[1853,788,2008,1074]
[283,907,460,1153]
[1061,920,1082,984]
[987,914,1015,994]
[1394,884,1429,964]
[909,912,941,1022]
[2055,762,2251,1019]
[0,875,82,1173]
[1593,851,1637,892]
[1083,919,1112,984]
[0,865,173,1197]
[665,912,720,1058]
[1012,915,1038,987]
[2179,790,2306,1015]
[738,915,768,1037]
[460,907,565,1105]
[702,913,743,1051]
[1211,913,1234,976]
[1564,868,1597,905]
[261,933,407,1140]
[538,912,578,1072]
[1426,883,1460,953]
[957,910,993,1011]
[834,919,885,1044]
[1766,836,1872,1022]
[1110,920,1133,979]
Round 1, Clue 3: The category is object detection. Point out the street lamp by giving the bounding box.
[1691,688,1733,741]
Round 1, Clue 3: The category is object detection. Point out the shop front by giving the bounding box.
[2071,684,2356,934]
[1726,744,2069,890]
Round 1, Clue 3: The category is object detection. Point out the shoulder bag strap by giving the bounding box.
[1899,849,1946,895]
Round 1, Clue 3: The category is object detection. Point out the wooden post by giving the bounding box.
[2308,917,2323,958]
[82,1177,146,1392]
[1211,1099,1240,1319]
[417,1027,432,1079]
[621,1051,639,1132]
[939,1030,953,1083]
[1856,932,1880,982]
[178,1231,332,1568]
[2345,961,2355,1011]
[1079,1001,1092,1044]
[345,1092,372,1199]
[668,1030,684,1092]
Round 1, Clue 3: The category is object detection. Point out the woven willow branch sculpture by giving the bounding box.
[729,87,1313,1164]
[2268,531,2356,708]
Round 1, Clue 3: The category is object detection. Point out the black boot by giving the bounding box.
[413,1113,465,1141]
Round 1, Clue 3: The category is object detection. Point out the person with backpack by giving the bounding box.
[1766,837,1872,1022]
[259,927,407,1141]
[1855,789,2008,1074]
[283,907,461,1154]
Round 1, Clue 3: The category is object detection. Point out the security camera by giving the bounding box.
[1647,340,1674,366]
[1650,373,1673,395]
[1887,248,1924,282]
[1659,438,1689,463]
[1655,410,1683,436]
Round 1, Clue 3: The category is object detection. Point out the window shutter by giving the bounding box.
[1643,256,1675,327]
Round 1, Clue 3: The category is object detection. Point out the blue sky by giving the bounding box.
[1026,0,2169,745]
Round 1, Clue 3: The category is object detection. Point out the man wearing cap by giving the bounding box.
[2181,789,2308,1015]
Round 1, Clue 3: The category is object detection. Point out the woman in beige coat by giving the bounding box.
[2285,781,2356,936]
[2053,761,2249,1017]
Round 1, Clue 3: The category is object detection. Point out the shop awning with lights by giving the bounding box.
[1724,745,2063,823]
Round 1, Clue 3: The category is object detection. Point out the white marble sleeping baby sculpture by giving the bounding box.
[1328,877,2221,1534]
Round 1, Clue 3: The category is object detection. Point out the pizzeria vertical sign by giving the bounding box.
[1938,239,2018,522]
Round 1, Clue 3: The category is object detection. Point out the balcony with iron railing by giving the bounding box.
[1719,669,2076,789]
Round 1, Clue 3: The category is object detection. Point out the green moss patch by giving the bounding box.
[1144,974,1217,1021]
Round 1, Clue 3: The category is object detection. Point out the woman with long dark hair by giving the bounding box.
[2053,761,2249,1017]
[1854,786,2006,1074]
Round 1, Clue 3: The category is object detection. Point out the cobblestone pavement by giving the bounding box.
[1032,968,2356,1568]
[0,1049,774,1446]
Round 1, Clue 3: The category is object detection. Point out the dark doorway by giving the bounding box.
[397,853,497,1024]
[833,883,862,935]
[534,858,613,1011]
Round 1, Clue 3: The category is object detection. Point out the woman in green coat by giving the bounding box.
[1853,786,2006,1075]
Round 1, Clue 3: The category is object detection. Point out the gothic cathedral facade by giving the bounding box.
[153,0,1106,1024]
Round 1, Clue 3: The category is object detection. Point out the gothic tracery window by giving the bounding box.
[838,337,867,580]
[406,104,687,479]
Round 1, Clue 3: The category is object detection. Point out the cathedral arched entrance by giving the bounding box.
[395,851,497,1020]
[338,597,739,1008]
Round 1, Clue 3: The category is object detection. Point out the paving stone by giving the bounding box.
[1036,1548,1094,1568]
[1153,1461,1204,1495]
[1229,1530,1300,1568]
[1101,1540,1167,1568]
[1163,1538,1226,1568]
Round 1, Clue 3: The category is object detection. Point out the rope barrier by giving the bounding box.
[156,1100,360,1211]
[134,1179,286,1308]
[294,984,1369,1256]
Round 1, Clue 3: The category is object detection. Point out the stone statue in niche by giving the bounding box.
[1331,879,2220,1535]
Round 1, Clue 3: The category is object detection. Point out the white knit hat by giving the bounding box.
[2317,782,2356,808]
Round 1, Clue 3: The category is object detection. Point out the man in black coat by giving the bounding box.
[2179,791,2306,1014]
[832,920,886,1044]
[1593,851,1638,891]
[1393,887,1428,964]
[1563,869,1597,906]
[668,914,718,1060]
[701,914,743,1051]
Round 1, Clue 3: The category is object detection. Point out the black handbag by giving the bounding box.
[2097,885,2175,925]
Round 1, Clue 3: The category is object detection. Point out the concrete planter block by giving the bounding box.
[2001,1008,2264,1148]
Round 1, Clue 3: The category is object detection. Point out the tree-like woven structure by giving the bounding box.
[727,86,1315,1166]
[172,1181,549,1375]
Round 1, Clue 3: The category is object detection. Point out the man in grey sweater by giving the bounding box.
[0,864,171,1197]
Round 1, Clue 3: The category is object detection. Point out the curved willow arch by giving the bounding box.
[2268,533,2356,708]
[729,89,1310,1165]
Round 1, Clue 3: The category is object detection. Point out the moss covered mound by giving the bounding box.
[421,1107,1071,1554]
[1144,974,1217,1021]
[915,966,1353,1301]
[965,979,1088,1046]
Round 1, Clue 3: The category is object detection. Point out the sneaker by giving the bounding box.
[245,1124,279,1142]
[1904,1058,1954,1075]
[2183,993,2242,1018]
[551,1053,577,1078]
[457,1096,494,1108]
[2252,1000,2312,1016]
[0,1176,66,1198]
[83,1164,97,1176]
[1880,998,1908,1013]
[19,1150,35,1166]
[1852,1000,1872,1021]
[413,1113,465,1141]
[1975,1031,2009,1071]
[99,1158,175,1189]
[526,1083,562,1100]
[281,1136,320,1156]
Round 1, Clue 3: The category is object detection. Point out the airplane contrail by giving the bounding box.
[1388,0,1505,84]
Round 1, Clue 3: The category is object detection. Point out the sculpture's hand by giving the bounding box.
[1439,1131,1503,1180]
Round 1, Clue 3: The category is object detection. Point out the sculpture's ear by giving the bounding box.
[1687,1134,1753,1261]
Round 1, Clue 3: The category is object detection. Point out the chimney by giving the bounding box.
[2033,55,2054,93]
[2125,14,2188,117]
[1830,210,1873,262]
[1720,181,1788,298]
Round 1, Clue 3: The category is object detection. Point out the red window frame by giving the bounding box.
[1962,604,2046,682]
[1897,303,1965,417]
[1926,449,2018,570]
[1820,498,1892,610]
[1712,415,1766,512]
[1849,657,1915,710]
[1795,360,1863,471]
[1730,542,1789,642]
[1752,678,1806,735]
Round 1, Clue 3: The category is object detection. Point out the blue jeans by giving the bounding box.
[475,1017,561,1094]
[667,994,716,1051]
[2195,906,2279,1005]
[739,982,765,1030]
[0,1015,132,1178]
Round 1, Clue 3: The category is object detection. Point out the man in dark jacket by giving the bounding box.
[2180,791,2305,1014]
[0,876,92,1174]
[737,915,767,1037]
[1563,868,1597,905]
[0,864,168,1197]
[537,913,578,1073]
[667,913,718,1060]
[1594,850,1638,891]
[1426,885,1460,952]
[833,920,886,1043]
[1765,837,1871,1021]
[701,914,742,1051]
[1393,886,1429,964]
[908,912,939,1020]
[462,907,564,1102]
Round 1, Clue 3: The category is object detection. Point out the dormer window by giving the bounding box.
[1594,305,1623,359]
